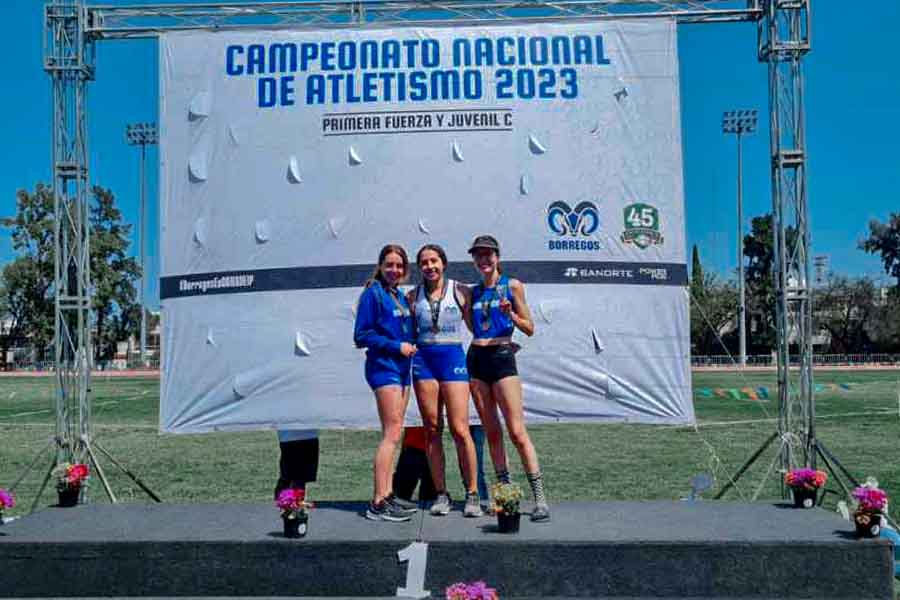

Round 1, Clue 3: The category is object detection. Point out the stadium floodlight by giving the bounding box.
[125,122,158,368]
[722,109,757,368]
[722,109,758,135]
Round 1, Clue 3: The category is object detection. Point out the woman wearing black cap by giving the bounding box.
[465,235,550,522]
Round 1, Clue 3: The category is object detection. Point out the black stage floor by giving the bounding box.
[0,500,894,599]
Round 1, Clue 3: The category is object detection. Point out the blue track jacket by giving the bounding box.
[353,280,414,370]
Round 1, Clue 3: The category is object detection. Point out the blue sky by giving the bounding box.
[3,1,899,308]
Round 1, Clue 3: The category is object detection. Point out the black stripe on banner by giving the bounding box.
[160,261,687,300]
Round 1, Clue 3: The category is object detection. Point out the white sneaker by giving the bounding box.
[464,492,484,518]
[430,492,452,516]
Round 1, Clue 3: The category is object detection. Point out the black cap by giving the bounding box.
[468,235,500,254]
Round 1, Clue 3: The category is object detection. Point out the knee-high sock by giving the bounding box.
[527,471,547,506]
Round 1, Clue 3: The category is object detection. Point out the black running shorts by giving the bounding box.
[466,344,518,384]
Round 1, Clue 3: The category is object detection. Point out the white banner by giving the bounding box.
[159,20,693,432]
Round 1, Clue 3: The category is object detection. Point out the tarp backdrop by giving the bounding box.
[159,19,693,433]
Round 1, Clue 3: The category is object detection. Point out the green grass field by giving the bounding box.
[1,370,897,517]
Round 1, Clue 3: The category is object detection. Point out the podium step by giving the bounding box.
[0,501,893,598]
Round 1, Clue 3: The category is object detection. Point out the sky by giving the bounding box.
[2,1,899,309]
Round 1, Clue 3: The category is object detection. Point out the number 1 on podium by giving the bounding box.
[396,541,430,598]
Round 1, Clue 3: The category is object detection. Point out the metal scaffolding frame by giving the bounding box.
[44,1,100,506]
[758,0,814,478]
[41,0,818,503]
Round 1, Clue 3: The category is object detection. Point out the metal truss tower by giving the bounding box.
[42,0,822,501]
[758,0,815,483]
[45,1,95,474]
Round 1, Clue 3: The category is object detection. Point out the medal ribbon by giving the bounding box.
[427,278,448,334]
[385,285,409,336]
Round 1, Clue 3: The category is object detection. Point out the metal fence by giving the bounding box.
[6,355,160,372]
[5,354,899,372]
[692,354,900,368]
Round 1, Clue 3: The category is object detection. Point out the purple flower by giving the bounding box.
[445,581,498,600]
[0,488,15,510]
[275,488,309,514]
[852,486,888,512]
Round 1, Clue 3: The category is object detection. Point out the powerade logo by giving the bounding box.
[546,201,601,252]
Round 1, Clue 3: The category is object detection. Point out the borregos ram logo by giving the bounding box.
[546,201,601,252]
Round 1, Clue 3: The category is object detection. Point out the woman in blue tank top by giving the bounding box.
[408,244,482,518]
[353,244,419,522]
[465,235,550,522]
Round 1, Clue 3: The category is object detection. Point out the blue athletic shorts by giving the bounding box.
[365,357,411,390]
[412,344,469,382]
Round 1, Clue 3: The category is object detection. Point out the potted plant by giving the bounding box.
[276,488,312,538]
[852,480,888,538]
[0,488,15,524]
[446,580,499,599]
[784,468,827,508]
[52,463,89,507]
[491,482,523,533]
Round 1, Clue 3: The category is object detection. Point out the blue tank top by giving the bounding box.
[471,275,515,339]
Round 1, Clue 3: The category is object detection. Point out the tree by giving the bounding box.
[868,294,900,352]
[1,184,141,365]
[690,273,739,356]
[0,185,56,362]
[742,213,798,354]
[813,275,876,354]
[90,186,141,362]
[0,259,54,366]
[859,213,900,288]
[690,244,704,300]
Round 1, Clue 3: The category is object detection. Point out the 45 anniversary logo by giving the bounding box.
[621,203,664,249]
[546,201,601,252]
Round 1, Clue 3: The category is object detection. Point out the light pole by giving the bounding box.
[125,122,158,367]
[722,109,757,368]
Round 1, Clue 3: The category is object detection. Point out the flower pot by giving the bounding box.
[58,487,80,507]
[854,511,883,538]
[282,513,309,538]
[791,487,818,508]
[496,511,520,533]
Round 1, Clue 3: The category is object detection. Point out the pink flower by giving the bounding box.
[276,488,309,513]
[0,488,15,510]
[446,583,470,600]
[852,486,888,512]
[67,464,89,485]
[445,581,498,600]
[784,468,827,490]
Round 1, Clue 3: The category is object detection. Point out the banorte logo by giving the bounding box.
[546,201,601,251]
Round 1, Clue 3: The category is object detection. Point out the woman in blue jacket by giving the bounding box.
[354,244,419,522]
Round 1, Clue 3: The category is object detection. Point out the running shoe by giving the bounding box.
[464,491,484,518]
[531,503,551,522]
[430,491,452,516]
[387,493,419,515]
[366,498,413,522]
